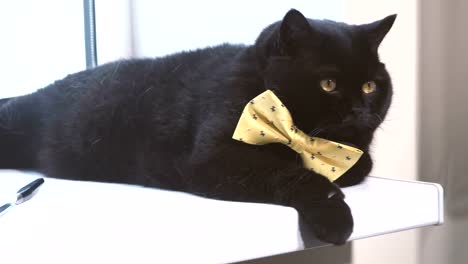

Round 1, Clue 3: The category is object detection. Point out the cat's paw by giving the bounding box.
[301,196,353,245]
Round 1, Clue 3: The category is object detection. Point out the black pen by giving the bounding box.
[16,178,45,204]
[0,178,45,217]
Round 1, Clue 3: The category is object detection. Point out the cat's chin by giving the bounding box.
[311,125,373,149]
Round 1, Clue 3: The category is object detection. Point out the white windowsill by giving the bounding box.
[0,170,443,264]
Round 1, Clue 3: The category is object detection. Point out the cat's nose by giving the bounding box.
[351,107,366,116]
[343,108,365,123]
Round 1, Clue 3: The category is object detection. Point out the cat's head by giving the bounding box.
[255,9,396,148]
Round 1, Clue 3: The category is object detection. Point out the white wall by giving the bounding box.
[126,0,344,58]
[0,0,86,98]
[344,1,419,264]
[96,0,345,63]
[95,0,134,64]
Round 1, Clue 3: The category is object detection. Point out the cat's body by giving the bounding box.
[0,10,396,244]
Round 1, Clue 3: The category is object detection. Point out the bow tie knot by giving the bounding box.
[288,129,310,154]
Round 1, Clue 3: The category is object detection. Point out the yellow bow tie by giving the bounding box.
[232,90,364,182]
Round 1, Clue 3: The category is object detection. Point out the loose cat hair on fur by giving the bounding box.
[0,9,396,245]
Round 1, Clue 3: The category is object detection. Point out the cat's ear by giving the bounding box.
[277,9,314,55]
[363,14,397,51]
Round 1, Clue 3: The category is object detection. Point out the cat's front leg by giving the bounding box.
[187,140,353,244]
[273,167,353,245]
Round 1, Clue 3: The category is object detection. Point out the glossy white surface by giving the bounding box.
[0,170,443,264]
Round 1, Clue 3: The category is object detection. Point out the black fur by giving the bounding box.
[0,9,396,245]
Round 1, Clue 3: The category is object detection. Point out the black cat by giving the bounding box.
[0,9,395,245]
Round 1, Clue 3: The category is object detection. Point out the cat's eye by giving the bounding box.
[320,79,336,92]
[362,81,377,94]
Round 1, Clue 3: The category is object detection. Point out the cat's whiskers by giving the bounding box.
[309,128,324,137]
[373,113,383,123]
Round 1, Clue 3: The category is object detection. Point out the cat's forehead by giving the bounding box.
[309,19,375,69]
